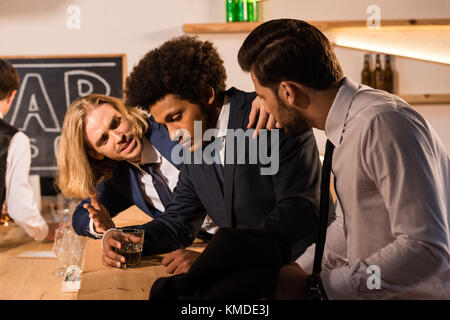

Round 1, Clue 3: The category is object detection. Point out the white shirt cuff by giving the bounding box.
[88,218,104,238]
[320,266,357,300]
[295,243,315,274]
[25,220,49,241]
[16,216,49,241]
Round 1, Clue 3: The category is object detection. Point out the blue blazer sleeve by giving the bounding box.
[132,164,206,256]
[72,180,134,238]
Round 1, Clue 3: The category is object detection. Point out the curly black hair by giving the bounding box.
[125,36,227,109]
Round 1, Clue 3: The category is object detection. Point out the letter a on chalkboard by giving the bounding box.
[10,73,60,133]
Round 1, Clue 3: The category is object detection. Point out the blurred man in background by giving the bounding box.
[0,58,56,241]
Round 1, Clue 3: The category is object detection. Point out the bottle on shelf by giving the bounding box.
[383,54,394,93]
[247,0,258,21]
[238,0,248,22]
[361,53,373,87]
[226,0,237,22]
[226,0,259,23]
[373,53,384,90]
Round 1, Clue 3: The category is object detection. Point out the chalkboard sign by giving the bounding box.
[1,55,126,194]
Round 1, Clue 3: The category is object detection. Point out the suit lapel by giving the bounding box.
[146,117,181,170]
[224,88,248,226]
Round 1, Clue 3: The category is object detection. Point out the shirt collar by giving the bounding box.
[324,77,360,147]
[215,95,230,138]
[141,137,162,164]
[128,138,161,168]
[0,111,3,119]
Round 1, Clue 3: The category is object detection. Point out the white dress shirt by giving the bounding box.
[1,112,48,241]
[214,95,231,166]
[199,95,230,235]
[297,77,450,299]
[129,138,180,212]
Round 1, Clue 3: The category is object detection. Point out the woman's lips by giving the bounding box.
[121,137,136,153]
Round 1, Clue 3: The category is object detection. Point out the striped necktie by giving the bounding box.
[139,163,172,208]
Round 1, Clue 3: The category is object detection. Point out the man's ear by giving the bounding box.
[87,149,104,160]
[278,81,310,109]
[200,85,215,105]
[6,90,17,105]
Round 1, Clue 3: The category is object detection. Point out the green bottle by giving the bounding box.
[226,0,237,22]
[237,0,247,22]
[247,0,258,21]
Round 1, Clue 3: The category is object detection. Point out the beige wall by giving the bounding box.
[0,0,449,153]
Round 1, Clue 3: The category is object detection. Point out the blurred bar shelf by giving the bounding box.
[183,21,262,33]
[183,19,450,33]
[183,19,450,65]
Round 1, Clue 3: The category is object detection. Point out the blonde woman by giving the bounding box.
[57,94,182,239]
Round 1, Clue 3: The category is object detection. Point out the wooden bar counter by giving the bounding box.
[0,223,78,300]
[0,205,206,300]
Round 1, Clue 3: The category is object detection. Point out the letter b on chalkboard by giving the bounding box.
[64,70,111,108]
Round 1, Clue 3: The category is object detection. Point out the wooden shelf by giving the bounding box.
[183,19,450,65]
[183,21,261,34]
[183,19,450,34]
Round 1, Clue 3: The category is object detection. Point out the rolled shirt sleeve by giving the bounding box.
[5,132,48,241]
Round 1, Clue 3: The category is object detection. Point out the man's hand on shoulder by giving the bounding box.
[248,96,281,138]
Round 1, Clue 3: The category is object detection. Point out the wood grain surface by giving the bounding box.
[0,205,207,300]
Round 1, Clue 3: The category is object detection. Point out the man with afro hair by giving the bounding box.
[102,36,323,277]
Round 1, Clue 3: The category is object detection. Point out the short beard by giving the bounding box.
[276,95,310,137]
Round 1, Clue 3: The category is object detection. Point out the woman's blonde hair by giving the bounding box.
[56,94,149,199]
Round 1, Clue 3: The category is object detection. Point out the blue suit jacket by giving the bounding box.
[136,88,321,260]
[71,118,180,238]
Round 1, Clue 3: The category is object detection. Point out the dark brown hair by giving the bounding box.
[0,59,20,100]
[238,19,343,91]
[125,36,227,110]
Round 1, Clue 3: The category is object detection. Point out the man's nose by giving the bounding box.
[111,130,125,143]
[166,125,177,141]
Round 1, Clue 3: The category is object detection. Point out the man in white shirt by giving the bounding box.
[0,58,56,241]
[238,19,450,299]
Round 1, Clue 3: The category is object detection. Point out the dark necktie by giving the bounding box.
[140,163,172,208]
[312,139,335,274]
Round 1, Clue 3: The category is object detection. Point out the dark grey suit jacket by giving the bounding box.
[138,87,321,260]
